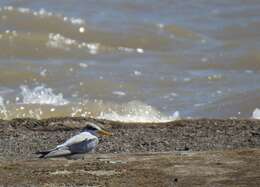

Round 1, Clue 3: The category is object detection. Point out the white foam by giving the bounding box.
[112,91,126,96]
[70,17,84,25]
[38,8,48,16]
[252,108,260,119]
[201,57,208,62]
[17,7,30,13]
[194,103,205,107]
[87,43,99,54]
[0,96,4,106]
[136,48,144,53]
[163,92,178,101]
[245,70,253,74]
[207,74,222,81]
[20,85,69,106]
[133,70,142,76]
[4,6,14,11]
[183,77,191,82]
[98,100,180,123]
[3,7,86,27]
[40,68,47,77]
[0,96,8,118]
[157,23,165,29]
[118,47,135,52]
[79,63,88,68]
[46,33,77,50]
[118,47,145,54]
[46,33,100,54]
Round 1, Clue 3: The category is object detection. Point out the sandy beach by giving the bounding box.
[0,117,259,186]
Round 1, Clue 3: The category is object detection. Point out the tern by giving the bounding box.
[35,122,112,158]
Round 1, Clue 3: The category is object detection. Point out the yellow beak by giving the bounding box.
[98,129,112,136]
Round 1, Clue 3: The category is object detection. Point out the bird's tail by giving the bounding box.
[34,150,51,158]
[34,148,71,158]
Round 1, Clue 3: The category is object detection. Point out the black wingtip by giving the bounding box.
[34,150,50,158]
[38,154,46,158]
[34,151,41,155]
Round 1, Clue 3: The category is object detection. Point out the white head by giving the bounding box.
[82,122,112,136]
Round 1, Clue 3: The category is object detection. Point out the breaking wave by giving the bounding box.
[252,108,260,120]
[0,96,8,118]
[97,101,180,123]
[20,85,69,106]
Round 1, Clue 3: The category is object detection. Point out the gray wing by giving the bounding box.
[40,148,72,158]
[42,138,98,158]
[57,132,92,148]
[68,138,98,154]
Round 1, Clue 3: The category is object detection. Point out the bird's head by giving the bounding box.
[81,122,112,136]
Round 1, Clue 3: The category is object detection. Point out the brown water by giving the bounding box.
[0,1,260,121]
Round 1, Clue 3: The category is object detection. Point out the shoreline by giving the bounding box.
[1,148,260,186]
[0,117,260,186]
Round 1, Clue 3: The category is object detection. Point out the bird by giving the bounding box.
[35,122,112,159]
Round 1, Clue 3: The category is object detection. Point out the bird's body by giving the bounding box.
[35,122,111,159]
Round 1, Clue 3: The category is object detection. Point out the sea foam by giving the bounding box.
[0,96,8,118]
[98,100,180,123]
[20,85,69,106]
[252,108,260,119]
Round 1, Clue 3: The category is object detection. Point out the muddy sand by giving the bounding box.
[0,117,260,186]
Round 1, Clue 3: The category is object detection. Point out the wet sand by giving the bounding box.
[0,118,260,186]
